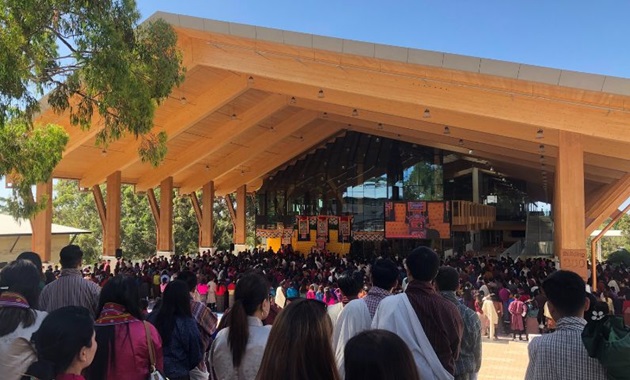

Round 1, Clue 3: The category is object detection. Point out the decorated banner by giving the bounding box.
[317,216,329,239]
[338,216,352,243]
[297,216,310,241]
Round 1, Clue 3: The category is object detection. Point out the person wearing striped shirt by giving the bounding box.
[39,245,101,318]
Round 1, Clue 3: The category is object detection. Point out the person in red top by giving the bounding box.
[88,276,163,380]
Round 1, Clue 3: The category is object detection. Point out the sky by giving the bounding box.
[2,0,630,209]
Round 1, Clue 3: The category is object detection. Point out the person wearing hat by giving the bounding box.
[39,245,101,318]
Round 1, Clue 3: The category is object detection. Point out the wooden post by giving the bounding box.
[158,177,173,252]
[200,181,215,248]
[105,171,121,257]
[31,179,53,261]
[554,131,587,279]
[234,185,247,244]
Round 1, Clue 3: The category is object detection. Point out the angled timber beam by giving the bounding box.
[80,74,250,188]
[135,94,287,192]
[190,192,203,227]
[214,122,342,196]
[585,173,630,237]
[147,189,161,225]
[178,109,318,194]
[224,195,237,231]
[92,185,107,229]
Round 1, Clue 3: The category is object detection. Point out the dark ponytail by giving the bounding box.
[223,273,269,368]
[25,306,94,379]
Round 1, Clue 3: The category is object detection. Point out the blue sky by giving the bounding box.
[2,0,630,210]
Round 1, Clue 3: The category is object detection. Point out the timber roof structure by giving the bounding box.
[39,12,630,226]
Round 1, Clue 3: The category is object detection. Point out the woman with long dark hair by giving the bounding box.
[148,280,202,380]
[344,329,420,380]
[256,299,339,380]
[211,273,271,380]
[24,306,97,380]
[87,276,163,380]
[0,260,48,380]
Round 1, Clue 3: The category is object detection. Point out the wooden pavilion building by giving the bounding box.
[31,11,630,279]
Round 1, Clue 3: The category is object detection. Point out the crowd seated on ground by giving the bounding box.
[1,244,628,379]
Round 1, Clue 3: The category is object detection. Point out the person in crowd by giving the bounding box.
[373,246,462,380]
[256,299,340,380]
[344,329,420,380]
[327,270,364,327]
[274,280,287,309]
[481,288,501,340]
[316,285,324,301]
[211,272,271,380]
[197,275,209,305]
[24,306,96,380]
[323,286,337,305]
[148,280,202,380]
[306,284,316,299]
[88,275,163,380]
[207,274,217,311]
[16,251,45,289]
[435,266,482,380]
[39,245,101,318]
[363,258,399,319]
[508,292,528,341]
[474,293,489,337]
[525,270,607,380]
[176,271,218,380]
[0,260,48,380]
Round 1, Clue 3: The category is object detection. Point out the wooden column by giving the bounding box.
[31,179,53,261]
[105,171,121,256]
[234,185,247,244]
[554,131,587,279]
[200,181,215,248]
[158,177,173,252]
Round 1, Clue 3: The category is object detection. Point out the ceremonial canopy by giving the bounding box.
[33,12,630,278]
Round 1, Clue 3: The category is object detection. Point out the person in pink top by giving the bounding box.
[306,284,317,300]
[197,277,209,305]
[87,276,163,380]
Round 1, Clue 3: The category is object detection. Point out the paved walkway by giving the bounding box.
[478,336,532,379]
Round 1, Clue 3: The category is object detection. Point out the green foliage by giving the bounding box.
[0,121,69,218]
[402,162,443,200]
[607,248,630,267]
[0,0,185,218]
[53,180,102,264]
[173,194,199,255]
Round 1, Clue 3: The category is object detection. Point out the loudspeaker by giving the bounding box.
[229,243,235,252]
[115,248,123,259]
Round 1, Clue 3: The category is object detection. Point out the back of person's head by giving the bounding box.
[97,275,143,319]
[0,259,41,337]
[26,306,95,379]
[344,329,420,380]
[225,272,270,368]
[16,251,43,272]
[154,280,192,345]
[337,270,364,298]
[405,246,440,282]
[435,266,460,292]
[257,299,339,380]
[371,259,399,290]
[542,270,586,318]
[59,245,83,269]
[176,270,198,293]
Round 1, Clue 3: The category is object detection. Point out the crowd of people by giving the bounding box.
[0,243,627,380]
